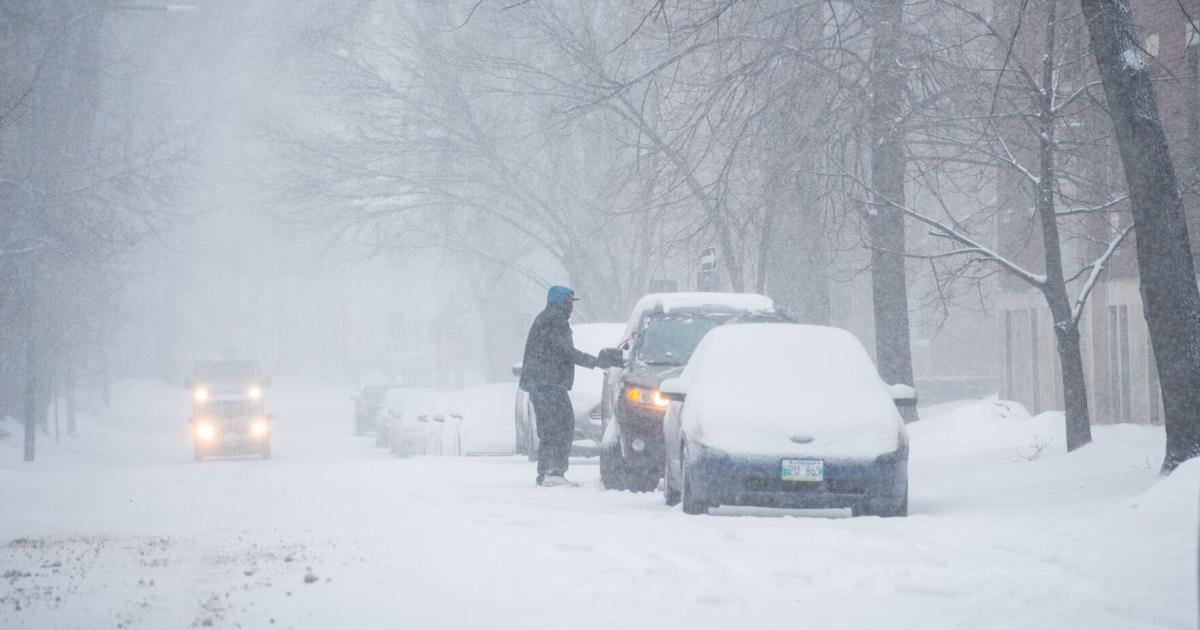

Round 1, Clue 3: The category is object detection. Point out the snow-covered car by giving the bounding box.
[190,397,272,461]
[352,383,398,437]
[442,383,518,456]
[513,322,624,460]
[660,324,911,516]
[388,390,450,456]
[599,293,791,492]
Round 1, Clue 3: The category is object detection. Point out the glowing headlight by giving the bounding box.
[250,419,270,437]
[195,423,216,441]
[193,387,209,403]
[625,386,669,409]
[247,385,263,400]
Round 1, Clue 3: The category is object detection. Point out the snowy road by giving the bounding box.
[1,382,1195,630]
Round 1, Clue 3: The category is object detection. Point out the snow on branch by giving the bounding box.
[1056,194,1129,217]
[893,201,1048,287]
[1071,224,1135,324]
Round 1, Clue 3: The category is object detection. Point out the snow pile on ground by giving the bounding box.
[0,384,1195,629]
[910,397,1066,459]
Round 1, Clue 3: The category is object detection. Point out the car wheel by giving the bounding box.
[526,428,539,462]
[525,400,539,462]
[626,465,659,493]
[599,439,628,490]
[680,443,708,515]
[663,459,680,506]
[514,419,525,456]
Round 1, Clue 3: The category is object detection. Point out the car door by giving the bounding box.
[600,336,632,436]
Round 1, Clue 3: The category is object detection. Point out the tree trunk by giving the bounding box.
[66,357,76,436]
[1036,0,1092,451]
[1080,0,1200,472]
[1053,323,1092,450]
[865,0,917,407]
[22,335,36,463]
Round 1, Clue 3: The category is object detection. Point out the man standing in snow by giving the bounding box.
[519,285,609,487]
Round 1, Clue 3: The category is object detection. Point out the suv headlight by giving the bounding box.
[624,386,669,410]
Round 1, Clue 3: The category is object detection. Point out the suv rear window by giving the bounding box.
[638,315,726,366]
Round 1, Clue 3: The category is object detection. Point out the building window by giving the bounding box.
[1108,305,1132,421]
[1004,311,1015,401]
[1030,309,1040,412]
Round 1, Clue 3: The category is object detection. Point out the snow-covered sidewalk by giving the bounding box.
[0,382,1195,629]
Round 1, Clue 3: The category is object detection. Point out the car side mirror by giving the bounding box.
[889,384,918,406]
[511,362,523,378]
[659,378,687,402]
[598,348,624,369]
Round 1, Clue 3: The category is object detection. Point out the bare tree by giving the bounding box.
[1079,0,1200,472]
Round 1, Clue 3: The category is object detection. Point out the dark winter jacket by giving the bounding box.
[519,304,597,392]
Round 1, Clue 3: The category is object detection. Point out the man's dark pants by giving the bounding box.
[530,389,574,479]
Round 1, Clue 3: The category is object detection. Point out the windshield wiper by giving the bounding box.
[642,360,683,366]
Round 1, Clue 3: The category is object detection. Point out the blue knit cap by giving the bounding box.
[547,285,578,305]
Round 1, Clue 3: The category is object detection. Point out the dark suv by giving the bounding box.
[598,293,790,491]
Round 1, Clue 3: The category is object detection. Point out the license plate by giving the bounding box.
[781,459,824,482]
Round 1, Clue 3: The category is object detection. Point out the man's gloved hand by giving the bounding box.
[597,348,625,370]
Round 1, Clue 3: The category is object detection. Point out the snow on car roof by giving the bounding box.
[623,292,775,339]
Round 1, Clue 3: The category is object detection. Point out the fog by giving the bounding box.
[4,1,1006,398]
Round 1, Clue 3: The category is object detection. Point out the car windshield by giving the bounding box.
[637,314,727,366]
[193,361,260,384]
[207,399,259,417]
[361,385,391,402]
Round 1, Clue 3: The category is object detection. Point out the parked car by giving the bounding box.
[352,384,398,437]
[599,293,790,491]
[387,389,449,457]
[513,322,625,460]
[660,324,912,516]
[443,383,518,456]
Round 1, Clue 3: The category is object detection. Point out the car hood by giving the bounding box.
[623,365,684,389]
[683,388,903,459]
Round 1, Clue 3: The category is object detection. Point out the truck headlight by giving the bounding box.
[195,422,216,441]
[193,387,209,403]
[247,385,262,400]
[250,418,269,437]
